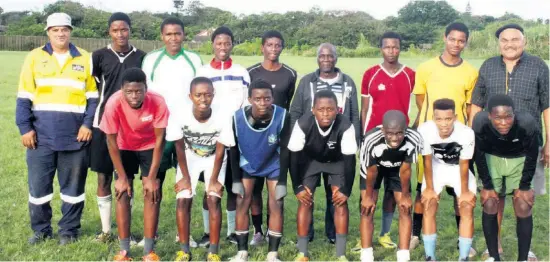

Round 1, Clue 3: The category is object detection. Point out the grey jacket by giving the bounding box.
[289,68,361,144]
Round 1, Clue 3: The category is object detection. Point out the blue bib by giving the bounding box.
[234,105,286,178]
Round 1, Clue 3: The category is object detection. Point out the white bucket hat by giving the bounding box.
[44,12,73,31]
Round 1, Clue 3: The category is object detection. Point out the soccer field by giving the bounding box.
[0,51,547,261]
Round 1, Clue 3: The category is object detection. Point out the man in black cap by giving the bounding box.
[469,24,549,260]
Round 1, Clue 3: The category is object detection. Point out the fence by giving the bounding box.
[0,35,202,52]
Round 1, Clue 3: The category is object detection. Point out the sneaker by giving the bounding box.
[94,231,112,243]
[328,238,336,244]
[351,239,362,253]
[174,251,191,262]
[336,256,348,261]
[456,240,477,258]
[130,235,138,246]
[425,256,435,261]
[360,249,374,262]
[28,232,53,245]
[250,232,266,246]
[175,234,198,248]
[378,233,397,249]
[484,257,495,262]
[266,251,280,262]
[226,233,238,244]
[229,251,248,262]
[113,250,132,261]
[409,236,420,250]
[137,235,159,247]
[59,235,78,245]
[528,250,538,261]
[207,253,222,262]
[481,249,504,260]
[142,251,160,262]
[294,252,309,261]
[198,233,210,248]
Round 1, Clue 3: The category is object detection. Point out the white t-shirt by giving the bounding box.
[142,49,202,113]
[418,120,475,166]
[53,52,70,67]
[166,104,231,161]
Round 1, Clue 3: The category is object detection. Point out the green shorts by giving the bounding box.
[486,154,533,195]
[159,141,177,172]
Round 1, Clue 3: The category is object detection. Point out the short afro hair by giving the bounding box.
[109,12,131,28]
[488,94,515,112]
[248,79,273,97]
[160,17,184,33]
[313,90,338,107]
[121,67,147,87]
[433,98,455,112]
[189,77,214,93]
[445,22,469,40]
[262,30,285,47]
[211,26,234,43]
[379,31,402,47]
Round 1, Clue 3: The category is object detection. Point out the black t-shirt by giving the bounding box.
[359,127,422,189]
[472,111,539,190]
[247,63,297,109]
[91,45,146,127]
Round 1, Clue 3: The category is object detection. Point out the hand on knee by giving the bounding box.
[513,196,533,218]
[423,198,438,216]
[459,202,474,218]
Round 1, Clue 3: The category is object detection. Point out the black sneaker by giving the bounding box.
[328,238,336,244]
[198,233,210,248]
[59,235,78,246]
[28,232,52,245]
[226,233,238,244]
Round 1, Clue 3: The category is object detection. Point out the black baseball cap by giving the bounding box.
[495,23,524,38]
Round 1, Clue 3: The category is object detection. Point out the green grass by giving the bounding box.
[0,51,547,261]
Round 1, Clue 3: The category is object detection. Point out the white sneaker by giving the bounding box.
[266,251,280,262]
[230,251,248,262]
[136,235,159,247]
[485,257,495,262]
[360,248,374,262]
[468,247,477,258]
[409,236,420,250]
[175,234,198,248]
[249,232,266,246]
[528,250,538,261]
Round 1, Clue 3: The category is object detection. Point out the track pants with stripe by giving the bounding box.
[27,145,88,237]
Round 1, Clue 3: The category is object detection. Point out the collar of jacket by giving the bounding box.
[42,42,81,57]
[312,67,344,85]
[210,57,233,70]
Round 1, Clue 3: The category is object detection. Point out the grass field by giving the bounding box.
[0,51,548,261]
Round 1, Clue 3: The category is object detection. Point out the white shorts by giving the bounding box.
[175,153,227,199]
[421,162,477,197]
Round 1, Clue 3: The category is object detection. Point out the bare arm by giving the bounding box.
[399,162,411,196]
[361,96,370,134]
[412,94,424,128]
[423,154,434,189]
[459,159,470,194]
[148,128,166,180]
[106,134,127,179]
[174,138,191,182]
[210,142,226,182]
[468,105,483,127]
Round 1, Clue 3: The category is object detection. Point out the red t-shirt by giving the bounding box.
[361,64,415,133]
[100,90,169,151]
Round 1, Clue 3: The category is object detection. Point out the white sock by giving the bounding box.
[97,195,112,233]
[396,249,410,262]
[227,210,236,236]
[360,247,374,262]
[202,208,210,234]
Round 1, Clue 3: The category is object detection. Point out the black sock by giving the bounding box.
[455,215,461,231]
[266,213,270,230]
[251,214,263,235]
[236,232,249,251]
[482,212,501,261]
[412,212,423,237]
[516,215,533,261]
[268,232,282,252]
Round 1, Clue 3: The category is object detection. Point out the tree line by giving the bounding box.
[0,0,548,58]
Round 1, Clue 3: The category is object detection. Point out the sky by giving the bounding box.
[2,0,550,20]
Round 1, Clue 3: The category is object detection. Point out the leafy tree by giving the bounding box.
[397,1,459,26]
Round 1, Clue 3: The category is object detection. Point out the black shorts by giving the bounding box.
[374,170,403,192]
[89,128,114,174]
[114,149,166,182]
[303,172,343,193]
